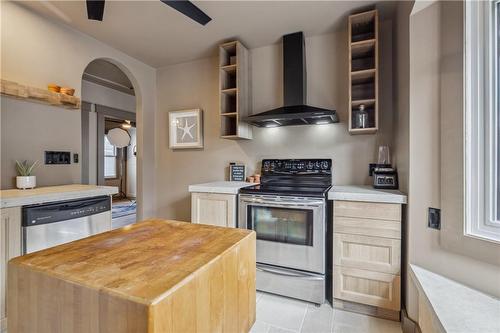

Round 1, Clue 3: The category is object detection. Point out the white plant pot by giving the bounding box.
[16,176,36,189]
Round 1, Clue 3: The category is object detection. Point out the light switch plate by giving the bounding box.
[428,207,441,230]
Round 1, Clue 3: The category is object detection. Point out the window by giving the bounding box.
[104,135,117,179]
[464,0,500,242]
[497,1,500,222]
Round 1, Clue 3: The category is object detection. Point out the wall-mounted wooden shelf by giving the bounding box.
[218,41,252,140]
[0,79,80,109]
[348,9,379,134]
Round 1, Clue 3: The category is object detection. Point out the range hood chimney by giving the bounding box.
[244,32,338,127]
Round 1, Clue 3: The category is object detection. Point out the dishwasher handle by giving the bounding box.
[22,196,111,227]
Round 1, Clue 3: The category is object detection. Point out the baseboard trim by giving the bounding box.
[401,308,421,333]
[333,298,400,322]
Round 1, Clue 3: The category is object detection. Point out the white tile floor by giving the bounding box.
[251,292,402,333]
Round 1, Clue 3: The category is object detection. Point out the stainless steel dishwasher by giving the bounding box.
[22,196,111,254]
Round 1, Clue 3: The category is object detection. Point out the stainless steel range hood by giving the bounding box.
[244,32,338,128]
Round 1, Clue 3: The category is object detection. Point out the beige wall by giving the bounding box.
[1,2,156,218]
[155,23,394,221]
[403,1,500,321]
[393,0,413,319]
[1,97,81,188]
[81,80,136,113]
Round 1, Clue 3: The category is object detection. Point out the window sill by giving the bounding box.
[464,232,500,245]
[409,264,500,333]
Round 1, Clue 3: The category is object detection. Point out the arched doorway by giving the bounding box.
[81,58,139,228]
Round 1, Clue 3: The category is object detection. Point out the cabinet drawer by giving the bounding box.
[334,201,401,221]
[334,233,401,274]
[334,266,400,311]
[334,216,401,239]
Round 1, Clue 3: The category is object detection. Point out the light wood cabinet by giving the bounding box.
[191,193,237,228]
[334,266,400,311]
[333,200,402,317]
[348,9,379,134]
[219,41,252,139]
[334,233,401,274]
[0,207,22,331]
[334,200,401,221]
[334,215,401,239]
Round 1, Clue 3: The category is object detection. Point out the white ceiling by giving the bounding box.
[19,1,395,68]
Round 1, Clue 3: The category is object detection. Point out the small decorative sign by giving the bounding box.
[230,163,246,181]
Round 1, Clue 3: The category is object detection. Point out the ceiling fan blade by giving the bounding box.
[87,0,105,21]
[160,0,211,26]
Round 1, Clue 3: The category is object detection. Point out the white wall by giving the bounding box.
[1,2,156,218]
[155,22,394,221]
[81,80,136,113]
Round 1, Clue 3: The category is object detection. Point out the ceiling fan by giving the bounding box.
[86,0,211,26]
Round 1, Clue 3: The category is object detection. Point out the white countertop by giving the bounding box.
[188,181,256,195]
[328,185,407,204]
[410,264,500,333]
[0,184,118,208]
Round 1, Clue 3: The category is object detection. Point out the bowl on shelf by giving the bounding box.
[47,84,60,93]
[60,87,75,96]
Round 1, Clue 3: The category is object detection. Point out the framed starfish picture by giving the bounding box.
[168,109,203,149]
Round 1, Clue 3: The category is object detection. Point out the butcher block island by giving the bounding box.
[7,219,256,333]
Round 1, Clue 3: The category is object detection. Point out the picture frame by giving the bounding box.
[168,109,203,149]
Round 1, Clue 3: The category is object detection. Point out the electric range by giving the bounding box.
[238,159,332,304]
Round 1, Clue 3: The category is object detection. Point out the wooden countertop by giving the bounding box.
[0,184,118,208]
[10,219,254,304]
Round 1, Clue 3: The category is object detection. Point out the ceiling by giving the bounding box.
[83,59,135,95]
[19,1,395,68]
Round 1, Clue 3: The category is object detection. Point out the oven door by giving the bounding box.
[239,194,325,274]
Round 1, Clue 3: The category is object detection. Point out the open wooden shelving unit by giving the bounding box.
[219,41,252,140]
[0,79,80,109]
[348,10,378,134]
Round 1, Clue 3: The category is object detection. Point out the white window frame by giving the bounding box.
[464,0,500,243]
[104,135,117,179]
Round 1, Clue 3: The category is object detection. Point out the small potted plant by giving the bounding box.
[15,160,39,189]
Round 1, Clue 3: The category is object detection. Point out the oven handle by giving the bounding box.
[257,266,324,281]
[240,197,324,208]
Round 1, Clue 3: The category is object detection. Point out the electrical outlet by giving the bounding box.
[428,207,441,230]
[73,153,79,163]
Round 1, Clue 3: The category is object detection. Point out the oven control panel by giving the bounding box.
[262,159,332,174]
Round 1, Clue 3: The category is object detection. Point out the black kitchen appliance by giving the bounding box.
[240,159,332,197]
[373,166,398,189]
[244,33,338,127]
